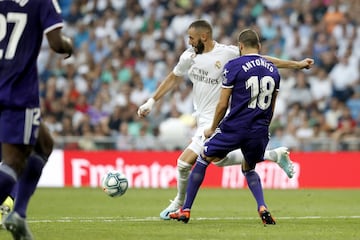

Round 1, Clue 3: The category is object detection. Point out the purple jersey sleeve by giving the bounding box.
[222,64,236,88]
[40,0,63,33]
[0,0,63,108]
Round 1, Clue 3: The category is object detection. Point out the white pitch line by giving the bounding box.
[27,216,360,223]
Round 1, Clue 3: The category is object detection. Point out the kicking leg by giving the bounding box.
[169,155,210,223]
[215,147,295,178]
[159,148,197,220]
[213,149,244,167]
[264,147,295,178]
[12,123,53,218]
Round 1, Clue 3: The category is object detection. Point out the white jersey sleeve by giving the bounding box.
[227,45,239,54]
[173,48,196,77]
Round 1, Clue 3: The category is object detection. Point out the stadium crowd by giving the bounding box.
[39,0,360,151]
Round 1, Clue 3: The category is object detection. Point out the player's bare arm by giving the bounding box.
[263,56,314,69]
[137,72,182,118]
[270,90,279,118]
[46,28,73,59]
[204,87,232,138]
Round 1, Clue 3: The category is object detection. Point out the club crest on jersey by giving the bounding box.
[215,61,221,69]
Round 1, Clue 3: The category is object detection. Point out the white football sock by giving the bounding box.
[175,159,192,204]
[213,149,244,167]
[263,150,276,162]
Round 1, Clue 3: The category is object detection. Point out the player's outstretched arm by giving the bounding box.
[137,72,182,118]
[46,28,73,59]
[263,56,314,70]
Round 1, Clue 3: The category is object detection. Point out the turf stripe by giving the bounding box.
[27,215,360,223]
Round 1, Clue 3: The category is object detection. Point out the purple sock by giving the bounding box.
[182,156,209,210]
[244,170,266,210]
[10,183,17,200]
[14,154,45,218]
[0,167,17,203]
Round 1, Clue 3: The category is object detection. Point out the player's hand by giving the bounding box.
[204,128,215,139]
[137,98,155,118]
[63,36,73,59]
[298,58,314,69]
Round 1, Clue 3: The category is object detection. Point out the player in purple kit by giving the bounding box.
[0,0,73,239]
[170,29,284,225]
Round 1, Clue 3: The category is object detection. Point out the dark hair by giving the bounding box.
[188,20,212,36]
[238,29,260,49]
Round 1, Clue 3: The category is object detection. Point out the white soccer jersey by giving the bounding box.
[173,42,239,131]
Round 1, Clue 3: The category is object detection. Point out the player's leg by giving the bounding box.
[159,148,198,220]
[0,107,41,239]
[0,145,30,206]
[0,144,33,238]
[212,149,244,166]
[12,122,53,219]
[214,147,295,178]
[169,154,211,223]
[264,147,295,178]
[0,146,15,225]
[241,137,276,225]
[160,128,205,220]
[170,131,235,223]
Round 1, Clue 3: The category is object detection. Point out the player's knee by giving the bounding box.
[2,144,31,176]
[177,158,192,173]
[241,161,255,175]
[34,138,53,159]
[213,158,226,166]
[42,136,54,158]
[34,124,54,159]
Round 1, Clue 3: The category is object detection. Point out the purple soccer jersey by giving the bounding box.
[0,0,63,108]
[0,0,63,145]
[204,54,280,165]
[220,54,280,133]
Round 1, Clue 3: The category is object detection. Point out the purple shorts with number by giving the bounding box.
[204,128,269,168]
[0,107,40,145]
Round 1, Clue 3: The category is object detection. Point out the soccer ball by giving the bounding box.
[101,170,128,197]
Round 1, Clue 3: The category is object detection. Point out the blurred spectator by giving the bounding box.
[103,106,124,136]
[329,53,359,102]
[130,73,151,106]
[87,95,109,126]
[281,123,301,151]
[133,125,157,150]
[158,108,191,151]
[121,10,144,37]
[322,1,345,34]
[284,27,307,60]
[331,106,359,150]
[324,97,344,132]
[116,122,134,150]
[287,71,313,108]
[309,67,332,111]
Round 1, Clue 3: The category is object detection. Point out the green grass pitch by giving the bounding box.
[1,188,359,240]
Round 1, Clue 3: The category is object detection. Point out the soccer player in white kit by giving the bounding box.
[138,20,313,220]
